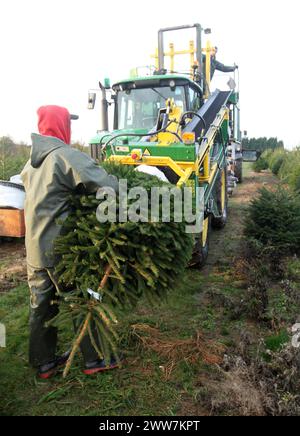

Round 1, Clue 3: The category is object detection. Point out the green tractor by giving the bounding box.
[88,24,242,267]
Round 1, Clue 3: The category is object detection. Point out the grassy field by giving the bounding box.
[1,163,300,416]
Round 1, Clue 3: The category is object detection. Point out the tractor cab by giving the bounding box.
[89,74,203,159]
[112,76,202,132]
[88,73,205,164]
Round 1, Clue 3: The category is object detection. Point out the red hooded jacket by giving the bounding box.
[37,105,71,145]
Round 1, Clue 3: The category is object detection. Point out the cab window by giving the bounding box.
[188,87,201,112]
[117,86,187,130]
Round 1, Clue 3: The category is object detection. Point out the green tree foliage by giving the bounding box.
[244,186,300,254]
[278,147,300,193]
[254,147,300,193]
[268,149,287,175]
[252,149,274,173]
[53,164,194,376]
[261,148,275,162]
[242,137,284,153]
[252,157,269,172]
[0,136,30,180]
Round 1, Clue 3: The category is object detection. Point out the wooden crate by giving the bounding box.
[0,209,25,238]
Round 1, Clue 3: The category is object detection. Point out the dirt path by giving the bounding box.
[205,166,278,269]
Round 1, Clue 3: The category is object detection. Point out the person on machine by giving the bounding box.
[206,46,238,80]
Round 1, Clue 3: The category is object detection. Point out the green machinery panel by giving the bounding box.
[106,143,197,162]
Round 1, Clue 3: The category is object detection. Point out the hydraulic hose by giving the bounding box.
[179,111,207,132]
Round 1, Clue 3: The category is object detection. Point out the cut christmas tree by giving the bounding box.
[52,163,194,377]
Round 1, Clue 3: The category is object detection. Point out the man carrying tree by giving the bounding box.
[21,105,119,378]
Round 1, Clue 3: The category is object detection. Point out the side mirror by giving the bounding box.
[88,92,96,110]
[204,28,212,34]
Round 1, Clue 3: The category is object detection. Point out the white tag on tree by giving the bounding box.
[87,288,103,302]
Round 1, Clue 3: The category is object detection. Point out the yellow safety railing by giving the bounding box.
[151,40,216,96]
[151,40,197,78]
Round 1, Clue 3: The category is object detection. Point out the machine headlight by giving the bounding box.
[169,80,176,90]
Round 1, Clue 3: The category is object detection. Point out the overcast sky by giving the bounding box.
[0,0,299,149]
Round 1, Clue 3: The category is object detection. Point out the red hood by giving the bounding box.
[37,105,71,145]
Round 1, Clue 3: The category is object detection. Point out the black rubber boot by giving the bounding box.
[83,356,122,375]
[37,351,70,379]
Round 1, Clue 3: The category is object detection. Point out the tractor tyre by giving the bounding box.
[212,167,228,230]
[235,159,243,183]
[190,215,211,269]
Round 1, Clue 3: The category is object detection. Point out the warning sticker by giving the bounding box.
[143,148,151,156]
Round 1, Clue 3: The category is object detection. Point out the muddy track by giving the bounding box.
[204,168,278,270]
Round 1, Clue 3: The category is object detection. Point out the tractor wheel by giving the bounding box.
[212,167,228,229]
[235,159,243,183]
[190,215,211,269]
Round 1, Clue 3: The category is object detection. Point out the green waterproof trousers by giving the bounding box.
[27,265,99,367]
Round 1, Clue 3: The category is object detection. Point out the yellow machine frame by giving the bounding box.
[151,40,215,98]
[108,106,228,189]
